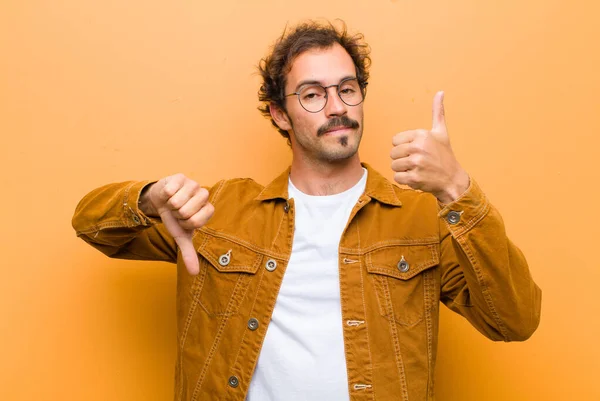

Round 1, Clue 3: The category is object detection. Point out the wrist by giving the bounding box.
[435,169,470,204]
[138,183,159,217]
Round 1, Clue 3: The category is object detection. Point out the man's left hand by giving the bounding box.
[390,91,470,204]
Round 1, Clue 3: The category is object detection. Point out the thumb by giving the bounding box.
[160,210,199,275]
[432,90,447,133]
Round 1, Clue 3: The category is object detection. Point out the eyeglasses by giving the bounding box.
[284,77,367,113]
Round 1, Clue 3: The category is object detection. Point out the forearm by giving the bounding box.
[438,179,542,341]
[72,180,177,262]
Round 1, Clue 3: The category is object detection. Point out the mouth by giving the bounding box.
[323,126,353,135]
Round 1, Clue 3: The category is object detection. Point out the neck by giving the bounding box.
[289,154,364,196]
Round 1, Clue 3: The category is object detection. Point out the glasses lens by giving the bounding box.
[298,85,327,112]
[339,79,363,106]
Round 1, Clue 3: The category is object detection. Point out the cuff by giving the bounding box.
[437,178,491,237]
[123,180,161,226]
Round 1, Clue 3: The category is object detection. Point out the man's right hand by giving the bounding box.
[139,173,214,275]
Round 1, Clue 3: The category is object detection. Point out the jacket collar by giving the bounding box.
[255,162,402,207]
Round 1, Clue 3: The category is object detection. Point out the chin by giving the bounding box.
[319,140,359,162]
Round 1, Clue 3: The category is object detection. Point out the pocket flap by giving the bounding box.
[366,243,439,280]
[195,233,263,274]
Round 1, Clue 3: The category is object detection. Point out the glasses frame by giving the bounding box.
[284,77,368,113]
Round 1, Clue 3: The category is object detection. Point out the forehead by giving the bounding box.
[286,43,357,89]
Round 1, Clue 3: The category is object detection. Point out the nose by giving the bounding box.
[323,87,347,117]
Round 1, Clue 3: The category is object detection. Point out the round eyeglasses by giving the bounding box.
[284,77,367,113]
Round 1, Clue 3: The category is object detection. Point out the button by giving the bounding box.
[219,251,231,266]
[447,211,461,225]
[265,259,277,272]
[283,202,290,213]
[247,318,259,331]
[132,215,141,224]
[397,256,409,273]
[228,375,239,388]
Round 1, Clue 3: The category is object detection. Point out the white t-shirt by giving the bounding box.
[246,169,368,401]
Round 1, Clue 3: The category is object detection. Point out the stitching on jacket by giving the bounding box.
[200,226,288,260]
[424,256,434,399]
[268,202,286,251]
[190,274,246,401]
[459,237,510,341]
[383,276,410,401]
[356,224,376,401]
[231,265,267,373]
[340,237,439,255]
[451,200,491,238]
[181,234,210,348]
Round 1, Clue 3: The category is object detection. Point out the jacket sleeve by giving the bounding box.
[72,180,178,263]
[437,178,542,341]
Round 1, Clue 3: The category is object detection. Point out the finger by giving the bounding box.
[176,235,200,275]
[432,91,446,132]
[390,143,414,160]
[394,171,419,189]
[178,203,215,231]
[155,174,186,205]
[171,188,209,220]
[167,180,201,211]
[159,209,200,275]
[392,130,419,146]
[391,157,415,173]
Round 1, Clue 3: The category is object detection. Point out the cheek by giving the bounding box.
[291,114,323,135]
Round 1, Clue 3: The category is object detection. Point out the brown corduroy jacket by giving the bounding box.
[72,163,541,401]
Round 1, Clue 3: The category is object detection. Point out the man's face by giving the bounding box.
[279,43,364,163]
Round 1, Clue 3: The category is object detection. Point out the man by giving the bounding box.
[72,21,541,401]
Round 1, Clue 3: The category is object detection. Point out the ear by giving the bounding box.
[269,102,293,131]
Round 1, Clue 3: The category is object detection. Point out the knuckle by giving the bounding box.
[178,208,193,220]
[188,180,200,191]
[197,187,210,201]
[167,197,183,210]
[204,202,215,216]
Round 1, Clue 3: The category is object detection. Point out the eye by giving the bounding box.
[339,87,356,95]
[301,89,324,101]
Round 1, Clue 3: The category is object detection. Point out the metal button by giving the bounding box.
[228,375,239,388]
[132,215,141,224]
[247,318,259,331]
[265,259,277,272]
[447,211,461,225]
[283,202,290,213]
[219,251,231,266]
[397,256,410,273]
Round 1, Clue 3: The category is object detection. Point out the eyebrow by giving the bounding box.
[294,75,357,92]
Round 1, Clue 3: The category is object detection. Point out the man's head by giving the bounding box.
[258,21,371,163]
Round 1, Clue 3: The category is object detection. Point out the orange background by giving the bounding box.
[1,0,598,400]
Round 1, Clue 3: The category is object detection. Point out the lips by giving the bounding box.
[324,126,352,134]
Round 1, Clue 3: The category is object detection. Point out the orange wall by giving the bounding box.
[1,1,598,400]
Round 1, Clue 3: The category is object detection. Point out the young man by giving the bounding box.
[72,21,541,401]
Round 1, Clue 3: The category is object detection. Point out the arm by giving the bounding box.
[72,180,177,262]
[437,179,542,341]
[390,91,541,341]
[72,174,216,274]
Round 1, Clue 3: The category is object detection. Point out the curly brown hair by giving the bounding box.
[257,20,371,143]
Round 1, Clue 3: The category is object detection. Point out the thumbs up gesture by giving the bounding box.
[140,174,214,275]
[390,91,470,204]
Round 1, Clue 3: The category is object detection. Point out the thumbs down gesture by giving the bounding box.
[139,174,214,275]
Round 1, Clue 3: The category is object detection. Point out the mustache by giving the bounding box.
[317,116,360,137]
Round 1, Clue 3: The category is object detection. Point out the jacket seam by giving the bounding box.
[356,223,376,401]
[383,277,410,401]
[199,227,289,260]
[456,236,510,341]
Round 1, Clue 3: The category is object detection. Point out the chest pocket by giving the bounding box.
[366,243,439,327]
[192,233,263,317]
